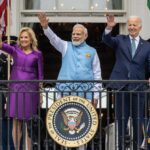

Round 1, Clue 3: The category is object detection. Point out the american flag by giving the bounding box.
[0,0,10,35]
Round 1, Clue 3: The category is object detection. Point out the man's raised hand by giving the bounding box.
[38,12,49,29]
[106,14,116,30]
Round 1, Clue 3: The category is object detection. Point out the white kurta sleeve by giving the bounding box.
[93,52,102,99]
[43,27,67,57]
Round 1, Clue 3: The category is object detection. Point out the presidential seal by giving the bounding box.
[46,96,99,148]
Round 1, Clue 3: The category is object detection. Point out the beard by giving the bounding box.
[72,39,84,46]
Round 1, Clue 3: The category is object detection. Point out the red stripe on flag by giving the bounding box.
[0,0,9,35]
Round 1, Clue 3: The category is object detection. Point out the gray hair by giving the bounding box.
[73,24,88,37]
[128,16,142,27]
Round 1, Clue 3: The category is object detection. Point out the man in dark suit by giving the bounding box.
[102,14,150,150]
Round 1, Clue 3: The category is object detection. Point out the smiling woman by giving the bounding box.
[0,26,44,150]
[18,27,38,53]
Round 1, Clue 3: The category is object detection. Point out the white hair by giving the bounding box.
[73,24,88,37]
[128,16,142,27]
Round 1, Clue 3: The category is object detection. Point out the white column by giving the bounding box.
[10,0,20,36]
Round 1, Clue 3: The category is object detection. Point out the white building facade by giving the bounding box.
[9,0,150,40]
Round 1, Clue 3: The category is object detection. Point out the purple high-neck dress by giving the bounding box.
[2,43,44,120]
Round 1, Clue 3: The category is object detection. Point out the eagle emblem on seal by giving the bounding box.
[61,108,85,135]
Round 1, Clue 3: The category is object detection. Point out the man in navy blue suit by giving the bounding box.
[102,14,150,150]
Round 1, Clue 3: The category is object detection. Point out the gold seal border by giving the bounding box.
[46,95,99,148]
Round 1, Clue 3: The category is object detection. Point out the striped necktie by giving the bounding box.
[131,38,136,57]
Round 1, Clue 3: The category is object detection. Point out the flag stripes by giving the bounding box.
[0,0,7,34]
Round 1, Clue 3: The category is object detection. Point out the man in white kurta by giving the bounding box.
[38,12,102,150]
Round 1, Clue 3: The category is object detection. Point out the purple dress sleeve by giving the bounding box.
[2,43,16,55]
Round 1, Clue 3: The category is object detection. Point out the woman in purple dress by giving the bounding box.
[0,27,44,150]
